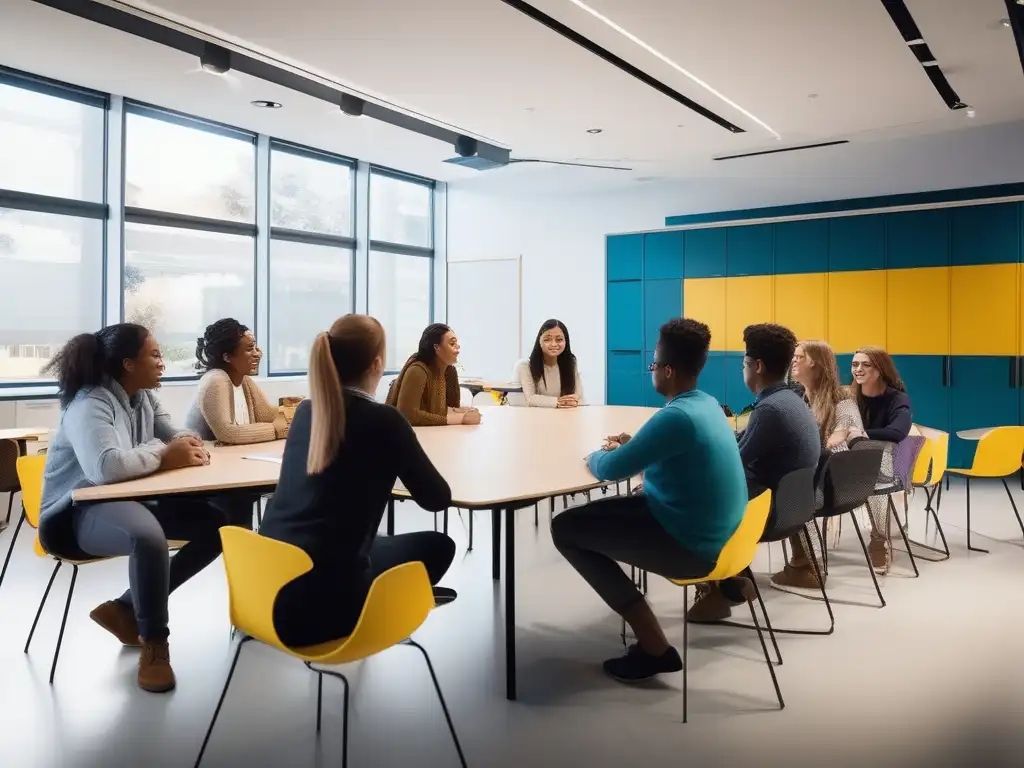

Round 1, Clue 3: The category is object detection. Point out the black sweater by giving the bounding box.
[259,392,451,646]
[859,387,912,443]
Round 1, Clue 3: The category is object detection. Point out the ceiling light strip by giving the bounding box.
[497,0,745,133]
[564,0,780,139]
[879,0,966,110]
[1005,0,1024,79]
[713,140,849,161]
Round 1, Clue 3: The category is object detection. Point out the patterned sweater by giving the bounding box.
[386,361,461,426]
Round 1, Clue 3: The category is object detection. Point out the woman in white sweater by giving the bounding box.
[514,319,584,408]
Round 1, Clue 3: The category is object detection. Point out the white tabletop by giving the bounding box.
[956,428,995,441]
[72,406,660,506]
[0,427,49,442]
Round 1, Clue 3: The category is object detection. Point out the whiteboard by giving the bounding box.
[446,258,522,382]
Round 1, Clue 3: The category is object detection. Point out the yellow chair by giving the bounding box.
[6,455,186,684]
[908,426,950,560]
[670,490,781,723]
[195,527,466,768]
[947,426,1024,552]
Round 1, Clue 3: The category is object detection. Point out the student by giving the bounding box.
[38,324,253,693]
[259,315,457,647]
[385,323,481,426]
[514,319,584,408]
[849,346,912,573]
[688,324,820,622]
[186,318,289,445]
[771,340,864,589]
[550,318,747,683]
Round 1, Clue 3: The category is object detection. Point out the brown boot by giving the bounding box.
[687,583,734,623]
[89,600,142,647]
[868,534,890,575]
[771,563,822,589]
[138,639,176,693]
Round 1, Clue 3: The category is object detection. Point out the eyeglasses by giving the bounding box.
[647,362,665,372]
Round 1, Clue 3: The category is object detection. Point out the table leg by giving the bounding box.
[492,508,501,581]
[387,498,395,536]
[504,506,517,701]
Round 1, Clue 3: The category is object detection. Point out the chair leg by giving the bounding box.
[804,533,836,635]
[849,511,886,608]
[3,492,12,526]
[534,503,538,527]
[443,509,449,536]
[48,563,78,684]
[404,639,469,768]
[1001,477,1024,539]
[194,638,246,768]
[25,560,62,654]
[888,496,919,577]
[745,598,785,713]
[316,672,324,733]
[0,510,26,594]
[965,476,988,553]
[682,585,689,724]
[746,570,782,666]
[307,665,350,768]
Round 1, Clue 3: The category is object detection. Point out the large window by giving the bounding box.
[0,71,106,383]
[368,169,434,369]
[267,143,354,374]
[123,106,256,377]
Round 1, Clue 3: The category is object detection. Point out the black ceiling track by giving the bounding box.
[27,0,510,163]
[879,0,966,110]
[497,0,745,134]
[1006,0,1024,79]
[713,140,849,161]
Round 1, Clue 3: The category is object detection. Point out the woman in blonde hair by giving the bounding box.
[258,315,457,647]
[772,340,864,589]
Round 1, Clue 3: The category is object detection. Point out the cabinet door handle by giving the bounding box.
[941,355,948,387]
[1012,357,1018,389]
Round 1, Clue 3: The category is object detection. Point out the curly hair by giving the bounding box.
[195,318,249,373]
[743,323,797,379]
[42,323,150,408]
[658,318,711,377]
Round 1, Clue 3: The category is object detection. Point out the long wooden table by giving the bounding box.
[73,405,660,700]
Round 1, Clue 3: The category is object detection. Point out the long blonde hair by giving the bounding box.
[307,315,385,475]
[797,340,845,445]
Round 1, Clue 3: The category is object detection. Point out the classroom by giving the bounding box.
[2,1,1024,766]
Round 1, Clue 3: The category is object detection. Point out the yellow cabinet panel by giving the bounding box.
[827,270,886,353]
[950,264,1018,356]
[683,277,726,352]
[725,275,774,352]
[887,267,949,355]
[774,273,827,342]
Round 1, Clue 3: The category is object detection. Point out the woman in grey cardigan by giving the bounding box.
[39,323,252,693]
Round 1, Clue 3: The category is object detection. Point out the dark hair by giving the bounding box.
[411,323,453,367]
[42,323,150,408]
[196,318,249,373]
[743,323,797,379]
[529,319,577,397]
[658,318,711,377]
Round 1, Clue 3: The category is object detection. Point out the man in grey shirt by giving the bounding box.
[689,323,821,623]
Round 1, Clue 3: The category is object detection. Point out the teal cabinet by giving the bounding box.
[606,281,643,351]
[829,215,885,271]
[643,279,682,351]
[726,224,773,277]
[723,351,754,413]
[886,209,950,269]
[699,352,727,406]
[774,219,828,274]
[607,234,643,280]
[891,354,949,433]
[643,231,684,279]
[949,356,1019,468]
[950,202,1020,266]
[607,351,644,406]
[683,228,726,278]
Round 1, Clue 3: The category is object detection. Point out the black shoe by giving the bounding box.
[433,586,458,608]
[603,644,683,684]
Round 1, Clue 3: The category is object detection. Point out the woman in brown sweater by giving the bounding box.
[185,318,289,444]
[386,324,481,426]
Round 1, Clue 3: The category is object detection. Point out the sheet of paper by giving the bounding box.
[242,454,283,464]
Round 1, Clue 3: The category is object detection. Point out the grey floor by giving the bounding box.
[1,482,1023,768]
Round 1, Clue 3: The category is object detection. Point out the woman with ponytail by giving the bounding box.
[38,324,253,693]
[259,315,457,648]
[185,318,288,445]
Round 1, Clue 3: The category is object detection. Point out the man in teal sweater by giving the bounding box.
[551,318,747,683]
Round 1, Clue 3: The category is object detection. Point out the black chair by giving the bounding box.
[815,445,887,608]
[856,436,924,578]
[0,438,19,535]
[716,465,832,655]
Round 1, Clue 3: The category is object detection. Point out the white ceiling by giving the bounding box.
[1,0,1023,195]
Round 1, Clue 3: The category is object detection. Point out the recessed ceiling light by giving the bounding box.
[966,106,977,118]
[251,100,282,109]
[586,128,603,134]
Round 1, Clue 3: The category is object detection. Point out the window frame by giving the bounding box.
[0,66,109,392]
[266,139,358,376]
[121,101,258,382]
[368,166,436,374]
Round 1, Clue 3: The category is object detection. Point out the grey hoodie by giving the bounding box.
[40,380,192,522]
